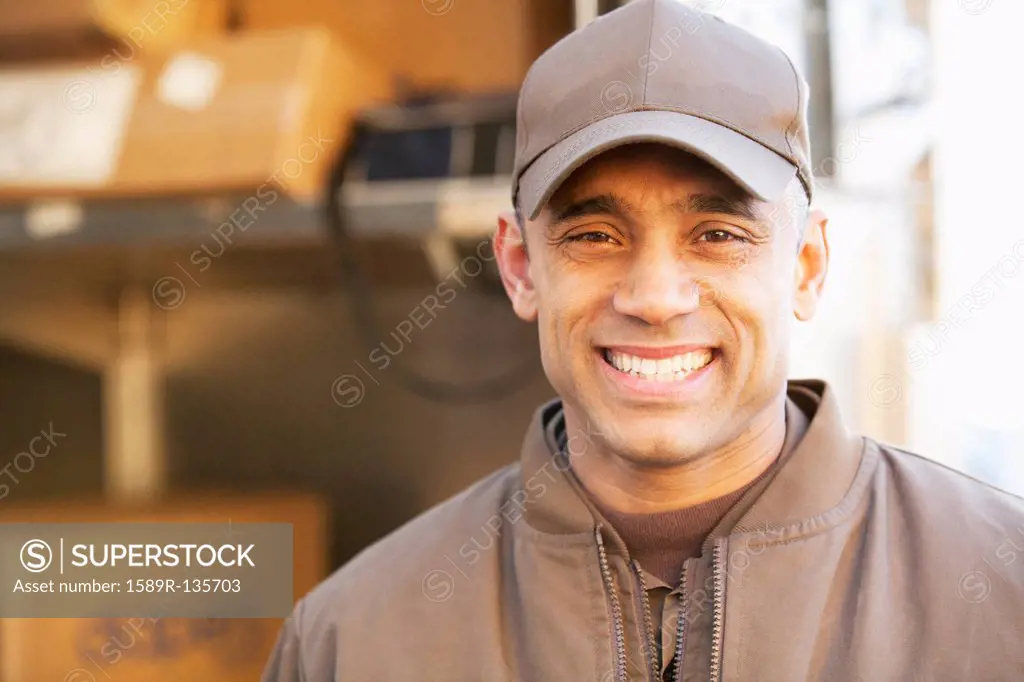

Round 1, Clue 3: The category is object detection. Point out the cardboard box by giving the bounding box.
[0,27,393,202]
[0,492,328,682]
[0,0,229,62]
[239,0,572,93]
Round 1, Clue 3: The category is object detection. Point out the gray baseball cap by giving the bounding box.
[512,0,813,221]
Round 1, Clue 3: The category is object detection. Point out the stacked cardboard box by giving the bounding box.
[0,0,566,204]
[240,0,572,93]
[0,0,230,62]
[0,26,393,203]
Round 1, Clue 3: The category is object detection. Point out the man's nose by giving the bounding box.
[612,250,704,326]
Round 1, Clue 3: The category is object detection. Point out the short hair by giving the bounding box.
[778,177,811,251]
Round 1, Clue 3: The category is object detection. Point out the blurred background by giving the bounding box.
[0,0,1020,678]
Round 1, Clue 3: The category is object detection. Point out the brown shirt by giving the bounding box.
[594,475,762,585]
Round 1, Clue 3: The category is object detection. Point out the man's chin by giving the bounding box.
[568,409,714,466]
[603,442,709,469]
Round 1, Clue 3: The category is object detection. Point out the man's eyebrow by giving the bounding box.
[549,194,633,224]
[674,193,761,222]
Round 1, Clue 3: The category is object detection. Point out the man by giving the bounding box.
[263,1,1024,680]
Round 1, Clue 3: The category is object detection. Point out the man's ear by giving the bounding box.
[494,210,538,322]
[793,209,829,321]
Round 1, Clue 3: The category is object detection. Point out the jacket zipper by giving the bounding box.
[709,539,727,682]
[595,529,727,682]
[631,560,660,682]
[670,562,690,682]
[595,526,628,682]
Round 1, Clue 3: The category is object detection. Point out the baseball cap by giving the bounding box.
[512,0,813,221]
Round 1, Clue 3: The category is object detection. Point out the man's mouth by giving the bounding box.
[601,347,716,383]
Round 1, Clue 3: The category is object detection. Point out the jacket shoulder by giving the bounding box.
[876,439,1024,513]
[261,464,522,680]
[868,439,1024,662]
[873,438,1024,553]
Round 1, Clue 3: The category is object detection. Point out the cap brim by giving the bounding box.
[517,110,798,221]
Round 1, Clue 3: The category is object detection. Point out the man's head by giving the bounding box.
[494,0,829,468]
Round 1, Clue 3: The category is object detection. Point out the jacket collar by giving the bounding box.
[733,380,869,540]
[517,400,596,535]
[518,380,868,542]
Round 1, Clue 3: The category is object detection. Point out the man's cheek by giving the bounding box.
[537,320,567,381]
[715,284,776,375]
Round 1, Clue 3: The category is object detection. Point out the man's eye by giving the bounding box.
[567,232,615,244]
[702,229,744,244]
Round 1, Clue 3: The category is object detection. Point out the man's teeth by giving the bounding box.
[605,349,713,381]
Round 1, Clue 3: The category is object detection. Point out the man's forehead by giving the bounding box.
[544,144,765,220]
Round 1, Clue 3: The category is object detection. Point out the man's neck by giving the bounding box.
[564,394,788,515]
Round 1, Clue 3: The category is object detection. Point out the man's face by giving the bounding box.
[496,144,827,467]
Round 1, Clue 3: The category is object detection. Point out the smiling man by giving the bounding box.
[263,1,1024,680]
[502,145,821,520]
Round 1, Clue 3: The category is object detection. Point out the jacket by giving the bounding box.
[262,380,1024,681]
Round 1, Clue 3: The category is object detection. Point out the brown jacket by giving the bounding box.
[262,380,1024,681]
